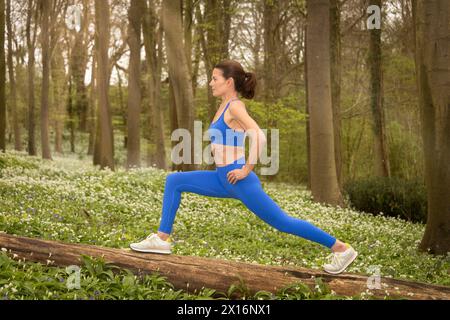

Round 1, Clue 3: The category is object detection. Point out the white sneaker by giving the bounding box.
[129,233,172,254]
[323,244,358,274]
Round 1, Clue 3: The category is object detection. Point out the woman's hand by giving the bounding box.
[227,167,250,184]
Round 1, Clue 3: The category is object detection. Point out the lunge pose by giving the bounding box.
[130,60,358,274]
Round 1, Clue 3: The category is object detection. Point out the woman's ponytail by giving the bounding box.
[242,71,256,99]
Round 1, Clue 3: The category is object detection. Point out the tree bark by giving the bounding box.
[168,80,181,172]
[87,50,96,156]
[0,0,5,152]
[196,0,232,122]
[330,0,343,188]
[251,1,264,101]
[69,0,90,133]
[263,0,280,107]
[143,0,167,170]
[191,8,201,97]
[26,0,37,156]
[6,0,21,151]
[51,34,66,155]
[368,0,390,177]
[304,22,311,190]
[40,0,52,160]
[94,0,114,170]
[306,0,344,207]
[116,65,127,149]
[126,0,143,169]
[163,0,196,171]
[67,78,75,153]
[413,0,450,255]
[183,0,193,76]
[1,233,449,300]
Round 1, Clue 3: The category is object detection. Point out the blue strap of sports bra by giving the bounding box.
[222,98,240,117]
[209,98,245,147]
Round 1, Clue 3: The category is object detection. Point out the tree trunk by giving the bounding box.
[126,0,143,169]
[304,22,311,190]
[154,28,167,170]
[143,0,167,170]
[40,0,52,160]
[116,66,126,148]
[306,0,344,207]
[1,233,449,300]
[368,0,390,177]
[26,0,37,156]
[93,82,101,165]
[67,78,75,153]
[169,80,181,172]
[250,0,264,101]
[191,17,201,98]
[196,0,232,122]
[183,0,193,76]
[330,0,343,188]
[263,0,280,107]
[0,0,5,152]
[87,51,96,156]
[70,0,90,133]
[95,0,114,170]
[51,40,66,154]
[163,0,196,171]
[6,0,21,151]
[413,0,450,255]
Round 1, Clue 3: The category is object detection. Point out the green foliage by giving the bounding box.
[241,97,308,183]
[387,121,424,180]
[0,151,40,172]
[344,177,427,223]
[0,251,189,300]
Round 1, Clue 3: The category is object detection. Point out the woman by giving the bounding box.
[130,60,358,275]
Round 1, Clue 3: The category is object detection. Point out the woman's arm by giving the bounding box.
[228,101,267,174]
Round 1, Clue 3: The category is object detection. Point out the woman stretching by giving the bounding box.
[130,60,358,274]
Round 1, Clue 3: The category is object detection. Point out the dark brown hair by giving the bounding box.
[214,60,257,99]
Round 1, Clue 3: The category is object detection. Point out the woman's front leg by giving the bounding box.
[158,170,233,235]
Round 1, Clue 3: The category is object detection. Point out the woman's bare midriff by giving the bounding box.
[212,144,245,167]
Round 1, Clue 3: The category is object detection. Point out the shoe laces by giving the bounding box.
[326,249,348,266]
[326,252,340,266]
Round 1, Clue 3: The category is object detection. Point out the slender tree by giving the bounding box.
[330,0,343,186]
[50,7,68,155]
[87,49,96,156]
[306,0,344,207]
[368,0,390,177]
[0,0,5,152]
[196,0,233,120]
[26,0,38,156]
[6,0,21,151]
[163,0,196,171]
[126,0,143,168]
[263,0,280,107]
[70,0,90,132]
[413,0,450,254]
[143,0,167,170]
[40,0,52,160]
[94,0,114,170]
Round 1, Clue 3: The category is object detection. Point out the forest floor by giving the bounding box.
[0,150,449,300]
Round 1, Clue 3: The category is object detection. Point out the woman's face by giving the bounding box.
[209,68,233,97]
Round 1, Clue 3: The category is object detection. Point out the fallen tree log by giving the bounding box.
[0,233,449,300]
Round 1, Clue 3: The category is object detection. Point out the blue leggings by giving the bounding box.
[158,157,337,249]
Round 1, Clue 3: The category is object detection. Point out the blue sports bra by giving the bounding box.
[208,99,246,147]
